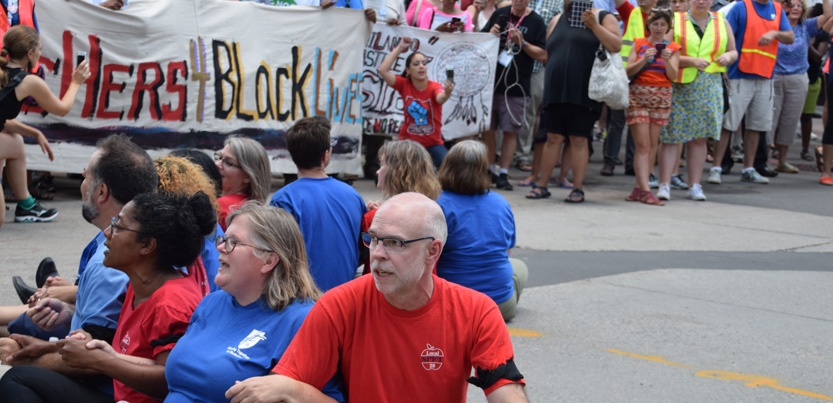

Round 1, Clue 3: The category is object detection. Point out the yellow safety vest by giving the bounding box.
[621,9,646,68]
[673,11,729,83]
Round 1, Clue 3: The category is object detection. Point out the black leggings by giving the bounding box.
[0,366,113,403]
[824,75,833,145]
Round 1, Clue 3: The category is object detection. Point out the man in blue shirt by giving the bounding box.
[708,0,793,185]
[0,134,158,387]
[270,117,366,292]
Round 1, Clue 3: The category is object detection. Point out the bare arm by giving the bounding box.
[626,45,651,77]
[664,50,680,81]
[546,13,561,39]
[378,38,412,87]
[19,61,89,116]
[586,10,623,53]
[715,20,738,66]
[225,374,339,403]
[436,80,456,104]
[486,383,529,403]
[819,0,832,29]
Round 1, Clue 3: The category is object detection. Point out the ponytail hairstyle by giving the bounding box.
[0,26,40,87]
[401,51,427,79]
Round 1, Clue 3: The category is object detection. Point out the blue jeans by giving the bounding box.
[426,144,447,169]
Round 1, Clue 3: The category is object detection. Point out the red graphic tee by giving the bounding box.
[393,75,445,148]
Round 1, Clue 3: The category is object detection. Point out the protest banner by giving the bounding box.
[361,24,499,140]
[16,0,369,174]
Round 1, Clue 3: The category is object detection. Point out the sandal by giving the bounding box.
[625,187,644,202]
[820,176,833,186]
[564,188,585,203]
[640,191,665,206]
[555,179,573,189]
[28,184,54,201]
[516,160,533,172]
[518,178,536,187]
[800,149,813,162]
[525,185,551,199]
[816,146,826,173]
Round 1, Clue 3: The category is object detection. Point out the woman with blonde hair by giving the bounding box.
[361,140,441,272]
[214,135,271,230]
[163,203,342,402]
[437,140,527,321]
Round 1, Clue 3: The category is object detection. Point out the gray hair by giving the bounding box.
[225,135,272,203]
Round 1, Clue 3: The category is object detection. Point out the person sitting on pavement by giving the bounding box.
[0,25,90,226]
[270,116,366,292]
[0,134,158,387]
[436,140,528,322]
[155,155,224,294]
[214,135,271,231]
[164,203,342,403]
[226,192,528,403]
[0,191,214,403]
[360,139,441,273]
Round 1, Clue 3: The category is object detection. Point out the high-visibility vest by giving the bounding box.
[737,0,781,78]
[0,0,36,36]
[621,8,647,68]
[673,11,729,83]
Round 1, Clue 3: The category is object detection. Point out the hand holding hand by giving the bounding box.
[0,338,22,364]
[59,338,109,369]
[5,334,57,364]
[693,57,710,70]
[27,298,72,331]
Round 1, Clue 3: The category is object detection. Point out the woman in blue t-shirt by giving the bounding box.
[163,203,343,403]
[768,0,831,174]
[436,140,528,322]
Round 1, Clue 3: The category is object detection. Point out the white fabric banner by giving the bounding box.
[18,0,369,174]
[361,24,498,140]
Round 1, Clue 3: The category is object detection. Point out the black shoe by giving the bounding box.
[624,167,635,176]
[600,163,614,176]
[495,173,513,190]
[14,202,58,223]
[13,276,36,304]
[613,158,623,166]
[755,166,779,178]
[36,257,59,288]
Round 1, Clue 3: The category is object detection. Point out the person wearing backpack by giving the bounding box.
[0,25,89,227]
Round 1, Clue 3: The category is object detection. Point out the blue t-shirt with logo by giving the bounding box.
[164,291,343,402]
[725,0,791,79]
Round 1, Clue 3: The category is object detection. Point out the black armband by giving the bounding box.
[82,324,117,344]
[467,358,524,389]
[150,333,184,348]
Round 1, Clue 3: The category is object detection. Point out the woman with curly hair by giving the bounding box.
[360,140,441,273]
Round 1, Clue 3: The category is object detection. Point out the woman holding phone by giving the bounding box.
[417,0,474,31]
[0,25,89,227]
[377,36,455,168]
[624,9,680,205]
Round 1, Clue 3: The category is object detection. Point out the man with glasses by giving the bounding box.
[228,192,528,403]
[269,116,366,292]
[0,134,158,388]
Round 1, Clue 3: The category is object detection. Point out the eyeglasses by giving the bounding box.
[215,235,268,253]
[214,152,240,169]
[361,232,435,253]
[109,216,141,235]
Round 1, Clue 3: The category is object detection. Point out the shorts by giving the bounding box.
[490,94,527,133]
[625,84,671,126]
[803,76,822,115]
[544,103,600,139]
[722,77,774,132]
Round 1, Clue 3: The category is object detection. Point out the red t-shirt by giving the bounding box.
[393,75,445,148]
[631,38,681,88]
[217,193,248,231]
[274,274,524,402]
[112,276,203,403]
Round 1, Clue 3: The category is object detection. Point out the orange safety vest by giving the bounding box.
[0,0,36,37]
[737,0,781,78]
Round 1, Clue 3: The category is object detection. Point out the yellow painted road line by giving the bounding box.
[607,348,833,401]
[507,327,543,337]
[606,348,691,368]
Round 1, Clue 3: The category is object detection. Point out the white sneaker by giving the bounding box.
[741,169,769,184]
[687,184,706,201]
[657,183,671,200]
[707,168,722,184]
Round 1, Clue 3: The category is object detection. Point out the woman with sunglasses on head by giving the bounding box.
[625,8,680,205]
[378,36,455,168]
[435,140,527,322]
[0,192,214,403]
[766,0,831,177]
[214,135,271,230]
[0,26,90,227]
